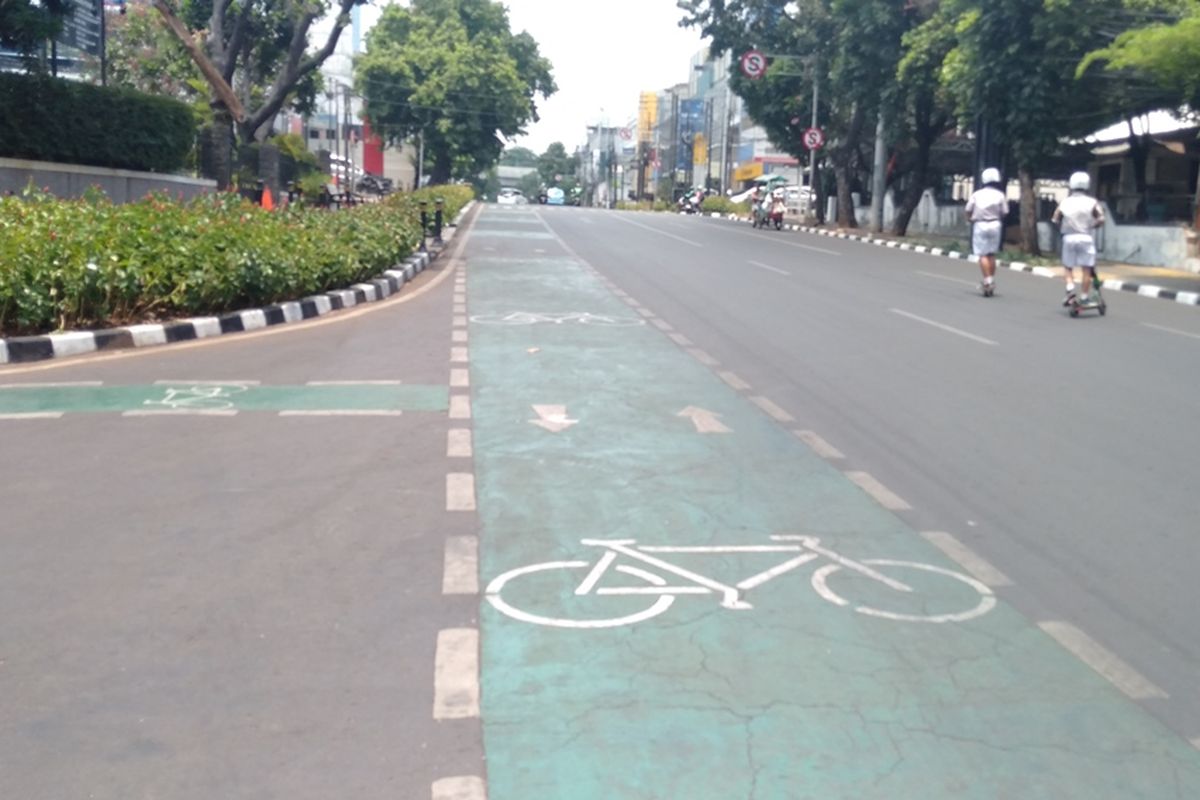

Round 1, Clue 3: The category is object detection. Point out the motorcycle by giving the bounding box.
[752,196,785,230]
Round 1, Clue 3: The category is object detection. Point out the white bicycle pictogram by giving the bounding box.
[485,536,996,628]
[468,311,645,327]
[143,384,250,410]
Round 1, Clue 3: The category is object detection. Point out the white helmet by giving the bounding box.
[1069,171,1090,191]
[981,167,1001,185]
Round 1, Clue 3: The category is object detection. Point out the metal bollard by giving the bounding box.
[419,199,429,252]
[434,197,444,245]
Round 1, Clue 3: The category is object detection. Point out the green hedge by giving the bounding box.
[0,185,474,336]
[0,73,194,173]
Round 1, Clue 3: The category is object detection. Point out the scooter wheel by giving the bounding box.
[1069,306,1079,317]
[1099,303,1107,316]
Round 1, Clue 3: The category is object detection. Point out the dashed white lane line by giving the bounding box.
[451,347,469,363]
[1038,621,1168,700]
[687,348,720,366]
[305,380,403,386]
[920,531,1013,587]
[0,381,102,388]
[610,214,702,247]
[432,775,487,800]
[122,409,238,417]
[0,412,64,420]
[449,395,472,419]
[668,332,693,347]
[278,410,404,417]
[651,319,674,332]
[793,430,845,459]
[447,428,473,458]
[446,473,477,511]
[450,368,470,388]
[916,270,977,287]
[443,536,479,595]
[718,371,751,391]
[889,308,998,346]
[433,628,481,719]
[845,471,912,510]
[454,304,467,314]
[453,315,469,327]
[1141,322,1200,341]
[452,330,469,343]
[634,307,655,318]
[1190,737,1200,753]
[749,396,795,423]
[749,260,791,276]
[153,379,260,385]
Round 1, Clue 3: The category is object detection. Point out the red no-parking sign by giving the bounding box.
[739,50,768,80]
[802,127,825,150]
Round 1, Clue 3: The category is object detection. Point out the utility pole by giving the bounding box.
[870,111,887,233]
[807,60,820,221]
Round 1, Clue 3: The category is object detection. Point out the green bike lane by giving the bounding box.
[466,223,1200,797]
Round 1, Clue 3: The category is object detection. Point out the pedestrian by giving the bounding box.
[964,167,1009,297]
[1052,171,1106,306]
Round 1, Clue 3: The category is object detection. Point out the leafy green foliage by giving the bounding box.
[91,3,203,104]
[0,0,71,64]
[537,142,579,191]
[357,0,556,184]
[1080,3,1200,107]
[0,73,194,172]
[0,185,473,335]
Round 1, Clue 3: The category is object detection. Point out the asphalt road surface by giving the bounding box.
[2,203,1197,799]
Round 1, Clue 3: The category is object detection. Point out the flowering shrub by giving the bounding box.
[0,185,473,336]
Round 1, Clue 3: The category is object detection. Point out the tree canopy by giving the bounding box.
[1080,1,1200,108]
[356,0,556,184]
[0,0,71,63]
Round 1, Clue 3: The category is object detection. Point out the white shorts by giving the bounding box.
[1062,234,1096,268]
[972,220,1003,256]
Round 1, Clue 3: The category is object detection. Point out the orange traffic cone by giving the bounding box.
[261,185,275,210]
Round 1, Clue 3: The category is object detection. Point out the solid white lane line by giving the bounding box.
[916,270,977,287]
[278,410,404,417]
[0,412,64,419]
[718,371,751,391]
[305,380,403,385]
[920,531,1013,587]
[446,473,477,511]
[687,348,719,366]
[610,214,702,247]
[1141,322,1200,341]
[845,471,912,510]
[432,775,487,800]
[1038,621,1168,700]
[889,308,998,346]
[749,396,795,423]
[749,260,791,276]
[451,347,469,363]
[433,628,480,719]
[668,333,693,347]
[651,319,674,332]
[447,428,473,458]
[123,409,238,416]
[450,368,470,388]
[0,381,102,388]
[449,395,472,419]
[452,330,469,343]
[793,430,845,459]
[153,379,260,385]
[443,536,479,595]
[453,315,468,327]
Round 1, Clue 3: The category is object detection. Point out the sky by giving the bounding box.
[500,0,710,153]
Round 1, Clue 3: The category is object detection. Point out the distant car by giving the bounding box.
[498,188,525,205]
[546,187,565,206]
[355,174,393,195]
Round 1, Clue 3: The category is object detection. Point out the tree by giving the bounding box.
[537,141,578,190]
[500,146,539,167]
[0,0,71,64]
[1080,2,1200,108]
[94,2,203,103]
[357,0,556,185]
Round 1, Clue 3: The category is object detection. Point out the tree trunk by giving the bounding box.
[891,180,923,237]
[834,163,857,228]
[1018,166,1039,256]
[430,148,453,185]
[1128,123,1150,222]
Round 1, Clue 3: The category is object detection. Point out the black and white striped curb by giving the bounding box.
[0,203,474,365]
[711,212,1200,307]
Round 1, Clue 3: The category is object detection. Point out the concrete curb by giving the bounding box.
[0,202,475,366]
[713,212,1200,307]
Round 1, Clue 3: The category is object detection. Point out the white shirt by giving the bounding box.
[966,186,1009,223]
[1054,193,1104,236]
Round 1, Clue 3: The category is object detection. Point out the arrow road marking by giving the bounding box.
[530,404,579,432]
[677,406,732,434]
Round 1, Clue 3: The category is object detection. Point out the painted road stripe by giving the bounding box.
[450,369,470,388]
[443,536,479,595]
[916,270,977,287]
[634,307,655,318]
[446,473,477,511]
[454,304,467,314]
[433,628,480,719]
[668,332,693,347]
[920,531,1013,587]
[749,396,795,423]
[651,319,674,332]
[454,316,468,327]
[153,379,260,385]
[889,309,999,347]
[123,409,238,417]
[0,412,64,419]
[277,410,404,417]
[449,395,472,419]
[749,260,791,276]
[1038,621,1168,700]
[718,371,751,391]
[687,348,719,366]
[452,330,469,343]
[1190,737,1200,752]
[611,214,702,247]
[432,775,486,800]
[305,380,403,386]
[846,471,912,510]
[793,430,845,459]
[1141,322,1200,341]
[451,346,469,363]
[447,428,473,458]
[0,381,103,388]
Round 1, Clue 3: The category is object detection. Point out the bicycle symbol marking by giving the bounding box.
[468,311,646,327]
[143,383,250,410]
[485,536,996,629]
